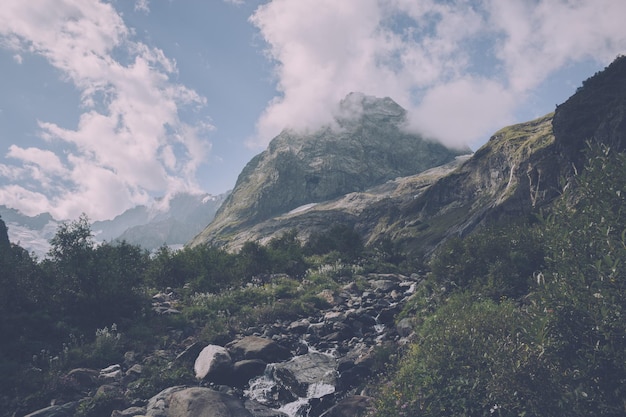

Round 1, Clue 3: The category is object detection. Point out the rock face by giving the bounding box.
[190,93,467,249]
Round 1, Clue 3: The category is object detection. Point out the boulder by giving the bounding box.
[23,402,79,417]
[369,279,399,293]
[227,336,291,363]
[272,352,337,398]
[194,345,233,383]
[244,399,289,417]
[146,386,186,417]
[65,368,99,388]
[395,317,415,337]
[232,359,268,388]
[111,406,147,417]
[320,395,374,417]
[168,388,250,417]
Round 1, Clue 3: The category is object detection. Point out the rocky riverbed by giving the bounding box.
[25,273,421,417]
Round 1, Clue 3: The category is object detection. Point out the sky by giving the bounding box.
[0,0,625,222]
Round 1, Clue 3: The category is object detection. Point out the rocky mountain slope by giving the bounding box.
[189,56,626,257]
[190,93,469,248]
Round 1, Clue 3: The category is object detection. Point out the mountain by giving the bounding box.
[189,93,470,248]
[0,206,58,258]
[91,192,228,251]
[1,192,228,257]
[189,56,626,256]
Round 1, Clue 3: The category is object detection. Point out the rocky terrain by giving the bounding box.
[25,272,421,417]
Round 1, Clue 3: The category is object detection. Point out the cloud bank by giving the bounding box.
[249,0,626,149]
[0,0,211,220]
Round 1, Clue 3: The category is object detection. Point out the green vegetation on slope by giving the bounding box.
[375,143,626,417]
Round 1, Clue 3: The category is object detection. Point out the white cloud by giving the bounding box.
[7,145,67,175]
[249,0,626,148]
[135,0,150,13]
[0,0,211,220]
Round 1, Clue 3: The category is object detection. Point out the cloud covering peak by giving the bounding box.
[248,0,626,148]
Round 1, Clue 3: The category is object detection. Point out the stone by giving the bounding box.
[146,386,187,417]
[194,345,233,383]
[23,402,79,417]
[369,279,399,293]
[272,352,337,398]
[100,364,123,383]
[395,317,415,337]
[167,387,251,417]
[227,336,291,363]
[287,318,310,334]
[231,359,268,388]
[319,395,374,417]
[111,406,146,417]
[66,368,99,388]
[244,399,288,417]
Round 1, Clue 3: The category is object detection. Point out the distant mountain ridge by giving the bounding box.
[1,191,228,257]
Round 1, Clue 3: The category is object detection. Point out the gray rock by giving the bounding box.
[369,279,400,293]
[23,402,79,417]
[319,395,374,417]
[227,336,291,363]
[146,386,187,417]
[167,387,251,417]
[244,399,288,417]
[111,406,147,417]
[395,317,415,338]
[194,345,233,382]
[232,359,268,388]
[273,352,337,398]
[66,368,99,388]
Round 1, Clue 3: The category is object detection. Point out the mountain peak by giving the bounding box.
[336,92,406,126]
[189,95,466,249]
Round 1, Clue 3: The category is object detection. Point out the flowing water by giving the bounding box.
[244,345,338,417]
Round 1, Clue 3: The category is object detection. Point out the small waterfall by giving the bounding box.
[244,347,338,417]
[244,365,277,404]
[278,382,335,417]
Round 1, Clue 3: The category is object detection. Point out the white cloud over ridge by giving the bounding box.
[249,0,626,149]
[0,0,211,220]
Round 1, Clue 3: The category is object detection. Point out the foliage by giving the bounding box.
[376,144,626,417]
[429,220,544,300]
[304,224,364,261]
[532,143,626,416]
[377,294,559,417]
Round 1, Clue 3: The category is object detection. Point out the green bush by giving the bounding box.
[376,294,559,417]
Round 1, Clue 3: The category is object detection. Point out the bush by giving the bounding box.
[376,294,559,417]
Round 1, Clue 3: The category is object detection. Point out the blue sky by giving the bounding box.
[0,0,625,221]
